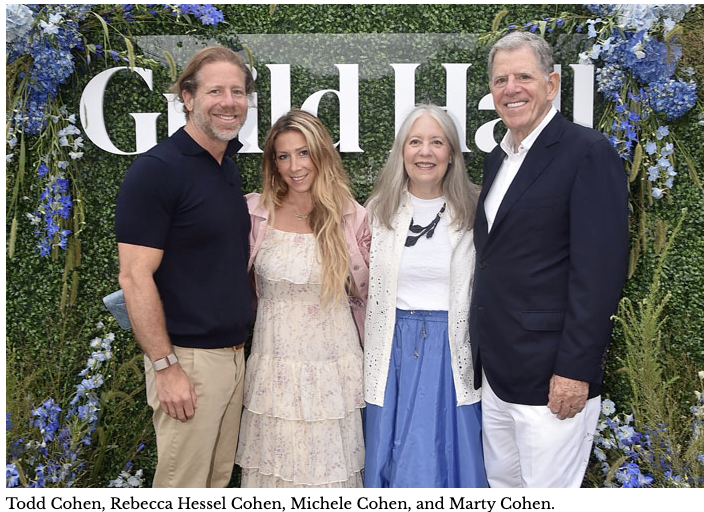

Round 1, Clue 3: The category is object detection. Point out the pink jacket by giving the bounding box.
[245,193,370,344]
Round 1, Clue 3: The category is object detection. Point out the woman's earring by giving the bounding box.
[271,174,276,188]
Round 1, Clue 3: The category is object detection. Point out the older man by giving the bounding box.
[470,32,630,487]
[116,46,254,487]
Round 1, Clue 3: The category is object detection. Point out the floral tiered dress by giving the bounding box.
[236,227,365,487]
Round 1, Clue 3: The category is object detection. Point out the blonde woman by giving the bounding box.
[235,110,369,487]
[364,104,488,487]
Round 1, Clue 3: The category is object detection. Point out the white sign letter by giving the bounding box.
[80,67,159,155]
[301,64,362,152]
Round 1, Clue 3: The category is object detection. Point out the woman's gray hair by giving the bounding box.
[487,31,555,81]
[365,104,479,231]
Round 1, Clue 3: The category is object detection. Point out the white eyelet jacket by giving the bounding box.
[364,190,481,407]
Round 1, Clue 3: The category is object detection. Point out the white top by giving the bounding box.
[484,107,557,232]
[396,194,451,311]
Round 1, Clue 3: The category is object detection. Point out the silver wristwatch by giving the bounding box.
[151,353,179,371]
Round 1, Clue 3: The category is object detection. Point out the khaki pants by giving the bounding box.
[144,345,245,488]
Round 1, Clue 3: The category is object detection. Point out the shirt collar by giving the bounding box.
[499,106,557,156]
[173,127,244,158]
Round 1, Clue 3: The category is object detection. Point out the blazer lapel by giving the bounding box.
[475,147,504,255]
[487,113,565,238]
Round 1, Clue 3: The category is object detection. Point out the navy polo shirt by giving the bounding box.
[115,128,253,348]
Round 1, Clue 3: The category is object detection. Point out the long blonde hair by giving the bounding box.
[260,110,355,305]
[366,104,479,230]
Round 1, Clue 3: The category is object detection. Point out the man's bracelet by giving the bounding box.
[151,353,179,371]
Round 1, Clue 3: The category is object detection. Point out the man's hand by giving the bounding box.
[547,374,588,420]
[154,364,197,422]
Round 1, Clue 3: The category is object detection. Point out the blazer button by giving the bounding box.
[353,265,360,270]
[479,261,486,268]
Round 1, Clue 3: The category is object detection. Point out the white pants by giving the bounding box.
[481,372,600,488]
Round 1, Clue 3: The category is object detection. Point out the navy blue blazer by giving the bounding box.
[470,112,630,405]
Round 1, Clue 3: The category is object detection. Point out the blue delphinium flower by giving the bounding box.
[32,171,73,257]
[6,463,20,487]
[656,125,670,140]
[177,4,224,26]
[6,5,89,134]
[198,4,225,25]
[31,398,62,444]
[648,166,660,182]
[616,462,654,487]
[8,328,121,487]
[577,3,696,199]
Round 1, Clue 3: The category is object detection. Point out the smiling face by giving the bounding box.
[274,130,318,196]
[490,45,560,147]
[402,113,452,199]
[182,60,248,151]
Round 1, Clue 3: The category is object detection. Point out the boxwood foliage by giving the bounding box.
[6,4,703,484]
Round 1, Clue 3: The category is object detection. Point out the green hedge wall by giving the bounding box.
[6,4,703,483]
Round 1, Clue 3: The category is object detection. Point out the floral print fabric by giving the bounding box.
[236,228,364,487]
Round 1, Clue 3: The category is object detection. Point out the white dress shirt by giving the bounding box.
[484,107,557,232]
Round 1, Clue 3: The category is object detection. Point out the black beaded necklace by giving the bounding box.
[405,202,446,247]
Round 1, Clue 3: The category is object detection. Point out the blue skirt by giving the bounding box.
[364,309,488,488]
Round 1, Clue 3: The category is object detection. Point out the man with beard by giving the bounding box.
[115,46,254,487]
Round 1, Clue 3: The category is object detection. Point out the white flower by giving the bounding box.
[58,125,81,137]
[48,13,64,24]
[629,39,646,59]
[26,213,41,225]
[617,425,635,442]
[39,20,59,36]
[663,18,676,34]
[601,398,616,416]
[698,371,704,380]
[126,474,143,487]
[69,150,84,160]
[589,44,602,60]
[6,153,14,163]
[594,446,607,462]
